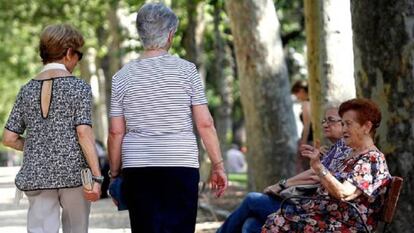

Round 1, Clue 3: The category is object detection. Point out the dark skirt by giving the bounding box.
[122,167,199,233]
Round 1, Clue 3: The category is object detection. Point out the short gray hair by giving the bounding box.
[324,101,341,112]
[136,3,179,50]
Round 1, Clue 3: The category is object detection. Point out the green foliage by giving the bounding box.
[275,0,305,51]
[228,173,247,186]
[0,0,113,145]
[0,0,305,153]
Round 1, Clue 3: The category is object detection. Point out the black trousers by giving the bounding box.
[122,167,199,233]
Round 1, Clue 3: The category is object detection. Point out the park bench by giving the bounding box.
[280,176,403,233]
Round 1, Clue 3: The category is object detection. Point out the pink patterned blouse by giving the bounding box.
[262,149,391,233]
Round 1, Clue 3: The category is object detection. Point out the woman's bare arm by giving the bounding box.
[2,129,25,151]
[107,116,125,178]
[300,101,311,144]
[76,125,101,176]
[192,104,227,197]
[76,125,102,201]
[301,144,361,200]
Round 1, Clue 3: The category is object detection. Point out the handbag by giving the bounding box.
[279,184,319,200]
[109,177,128,211]
[81,168,93,190]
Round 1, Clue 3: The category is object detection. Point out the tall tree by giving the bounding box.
[0,0,114,144]
[94,1,125,143]
[351,0,414,231]
[304,0,355,142]
[181,0,205,69]
[212,0,234,155]
[226,0,297,190]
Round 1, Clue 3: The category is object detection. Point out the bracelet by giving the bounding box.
[108,170,119,179]
[213,159,224,167]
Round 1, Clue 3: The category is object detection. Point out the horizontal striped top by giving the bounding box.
[110,54,207,168]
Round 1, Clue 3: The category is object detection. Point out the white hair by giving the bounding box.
[136,3,179,50]
[324,101,341,112]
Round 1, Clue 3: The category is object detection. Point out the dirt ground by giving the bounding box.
[196,184,247,232]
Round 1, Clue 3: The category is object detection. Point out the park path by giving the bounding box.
[0,167,222,233]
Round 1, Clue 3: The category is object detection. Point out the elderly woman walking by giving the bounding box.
[2,24,102,233]
[107,3,227,233]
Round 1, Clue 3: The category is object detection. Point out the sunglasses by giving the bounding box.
[73,50,83,61]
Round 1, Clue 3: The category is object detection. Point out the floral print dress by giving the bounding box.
[262,149,391,233]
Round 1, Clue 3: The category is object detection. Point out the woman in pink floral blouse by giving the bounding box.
[262,98,391,233]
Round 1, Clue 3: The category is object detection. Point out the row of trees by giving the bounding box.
[0,0,307,146]
[0,0,413,231]
[226,0,413,231]
[0,0,306,169]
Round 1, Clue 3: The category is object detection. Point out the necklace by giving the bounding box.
[41,63,68,72]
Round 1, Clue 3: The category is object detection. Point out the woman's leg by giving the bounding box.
[123,167,162,233]
[25,190,60,233]
[59,186,91,233]
[242,217,264,233]
[216,192,281,233]
[122,167,199,233]
[159,167,199,233]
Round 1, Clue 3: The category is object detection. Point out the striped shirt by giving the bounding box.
[110,54,207,168]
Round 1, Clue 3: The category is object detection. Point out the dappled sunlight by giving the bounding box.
[0,0,411,231]
[0,166,234,232]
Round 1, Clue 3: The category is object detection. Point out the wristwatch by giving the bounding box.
[278,178,287,190]
[318,167,328,178]
[92,175,104,184]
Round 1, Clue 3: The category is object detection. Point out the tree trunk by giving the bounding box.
[351,0,414,231]
[226,0,297,191]
[304,0,355,143]
[180,0,211,181]
[79,54,107,144]
[91,3,122,145]
[213,0,234,156]
[104,5,122,117]
[182,0,205,68]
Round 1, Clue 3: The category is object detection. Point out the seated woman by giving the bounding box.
[216,104,351,233]
[262,98,391,232]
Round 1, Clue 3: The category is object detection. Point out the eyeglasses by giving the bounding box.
[73,50,83,61]
[321,117,342,125]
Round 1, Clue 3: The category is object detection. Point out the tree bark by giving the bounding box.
[90,2,122,145]
[79,54,107,144]
[180,0,211,181]
[182,0,205,69]
[226,0,297,191]
[351,0,414,231]
[104,4,122,117]
[305,0,355,143]
[213,0,234,156]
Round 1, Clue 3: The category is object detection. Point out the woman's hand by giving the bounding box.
[263,184,282,196]
[319,145,329,156]
[210,163,227,198]
[108,177,119,207]
[83,182,101,202]
[300,144,322,168]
